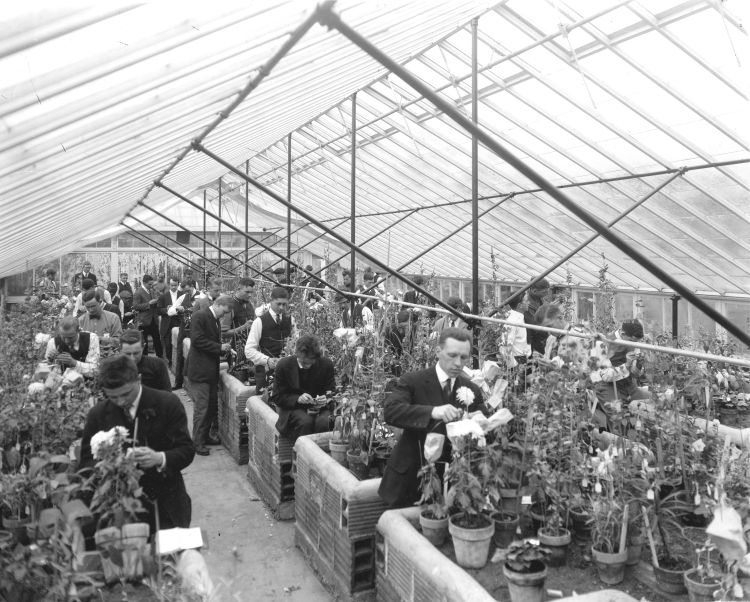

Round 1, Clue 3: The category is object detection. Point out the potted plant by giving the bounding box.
[683,543,725,602]
[483,438,519,549]
[0,472,34,544]
[502,539,550,602]
[82,426,148,583]
[416,462,449,546]
[445,433,495,569]
[590,494,628,585]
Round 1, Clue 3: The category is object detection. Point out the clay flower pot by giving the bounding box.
[537,527,570,567]
[591,546,627,585]
[329,440,348,466]
[683,567,723,602]
[419,509,449,547]
[503,559,547,602]
[448,513,495,569]
[492,512,520,548]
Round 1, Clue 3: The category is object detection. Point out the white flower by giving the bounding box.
[90,430,109,460]
[594,481,602,494]
[27,382,46,396]
[455,386,474,407]
[91,426,130,459]
[34,332,51,347]
[691,438,706,454]
[647,488,654,500]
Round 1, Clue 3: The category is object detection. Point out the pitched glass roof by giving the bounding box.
[1,0,748,297]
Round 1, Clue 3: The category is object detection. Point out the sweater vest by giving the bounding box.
[258,313,292,358]
[54,332,91,362]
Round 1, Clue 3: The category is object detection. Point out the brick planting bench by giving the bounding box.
[376,507,639,602]
[217,372,254,465]
[245,395,301,520]
[294,434,388,601]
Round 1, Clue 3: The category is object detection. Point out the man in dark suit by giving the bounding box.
[185,295,232,456]
[79,355,195,533]
[271,334,336,443]
[157,277,183,368]
[132,274,163,358]
[378,328,484,508]
[120,329,171,391]
[72,260,97,291]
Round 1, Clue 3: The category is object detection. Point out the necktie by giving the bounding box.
[443,379,452,403]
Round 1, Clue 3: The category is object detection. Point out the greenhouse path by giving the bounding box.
[177,390,333,602]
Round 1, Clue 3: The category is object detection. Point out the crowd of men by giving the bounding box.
[39,259,646,527]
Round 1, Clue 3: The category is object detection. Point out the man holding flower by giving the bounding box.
[80,355,195,532]
[378,328,484,508]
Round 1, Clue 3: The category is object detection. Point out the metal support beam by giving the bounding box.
[496,169,687,312]
[245,160,250,276]
[218,177,223,278]
[671,294,680,343]
[192,142,463,319]
[125,214,229,275]
[202,189,207,285]
[135,202,271,284]
[287,133,292,282]
[471,17,479,368]
[350,92,357,315]
[122,226,202,273]
[154,182,349,298]
[316,5,750,347]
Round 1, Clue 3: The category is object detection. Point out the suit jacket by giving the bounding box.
[79,386,195,528]
[157,290,183,338]
[133,286,158,326]
[185,307,221,383]
[378,367,484,508]
[271,356,336,435]
[72,271,97,289]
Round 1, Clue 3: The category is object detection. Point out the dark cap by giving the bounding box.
[621,319,644,339]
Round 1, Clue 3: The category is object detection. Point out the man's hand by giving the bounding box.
[47,348,59,361]
[55,352,77,368]
[131,446,164,469]
[149,299,158,305]
[221,343,232,352]
[431,404,462,423]
[298,393,314,405]
[267,357,278,370]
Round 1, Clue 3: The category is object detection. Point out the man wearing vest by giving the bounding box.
[245,286,296,394]
[45,316,100,376]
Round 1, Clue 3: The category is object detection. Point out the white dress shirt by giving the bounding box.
[45,332,100,376]
[435,364,454,394]
[244,308,297,366]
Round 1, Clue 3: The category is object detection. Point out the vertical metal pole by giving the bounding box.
[471,18,479,368]
[218,177,222,279]
[350,92,357,317]
[671,294,681,344]
[245,160,250,277]
[287,133,292,283]
[203,189,207,286]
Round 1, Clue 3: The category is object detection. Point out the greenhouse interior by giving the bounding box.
[1,1,749,600]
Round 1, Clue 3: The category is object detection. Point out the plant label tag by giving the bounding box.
[521,495,532,505]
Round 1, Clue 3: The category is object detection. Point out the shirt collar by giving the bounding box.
[269,308,280,320]
[435,364,452,386]
[209,306,219,320]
